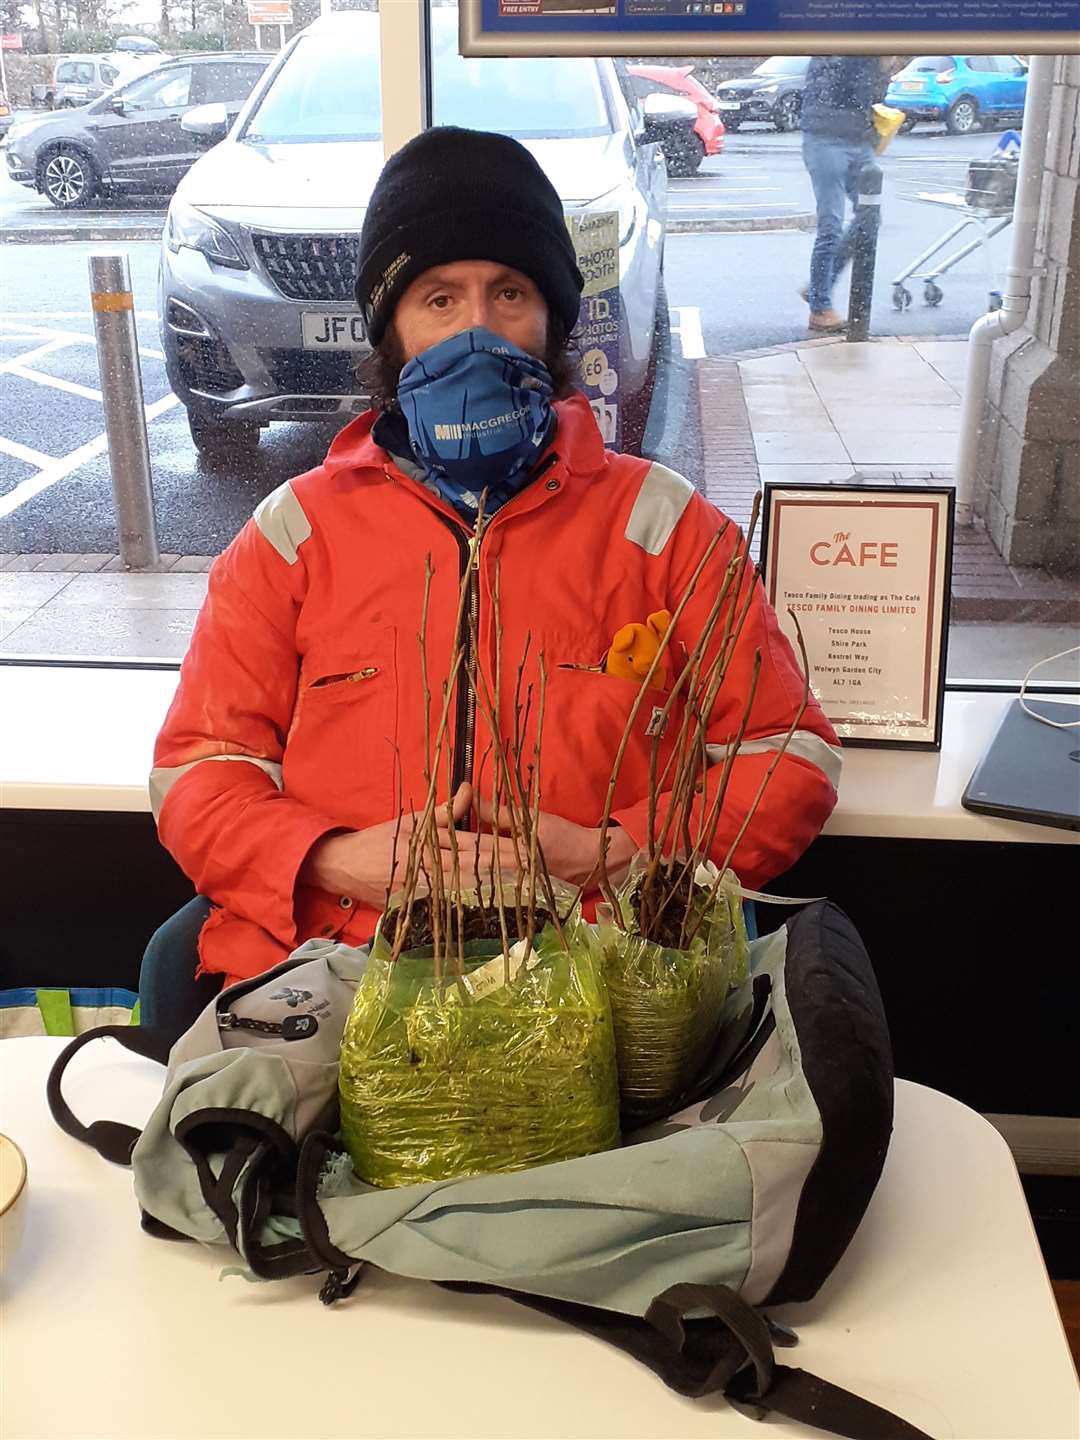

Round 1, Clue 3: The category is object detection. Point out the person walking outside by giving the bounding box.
[800,55,889,331]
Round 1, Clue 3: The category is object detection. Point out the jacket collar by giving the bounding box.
[322,390,608,520]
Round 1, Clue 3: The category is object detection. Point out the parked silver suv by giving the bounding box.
[159,8,667,460]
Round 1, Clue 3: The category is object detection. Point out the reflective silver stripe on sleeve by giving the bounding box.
[706,731,843,792]
[254,481,312,565]
[624,462,694,556]
[149,754,284,822]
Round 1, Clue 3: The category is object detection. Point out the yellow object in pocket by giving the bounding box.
[872,103,906,154]
[605,609,672,689]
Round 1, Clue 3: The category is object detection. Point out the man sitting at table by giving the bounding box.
[142,126,842,1032]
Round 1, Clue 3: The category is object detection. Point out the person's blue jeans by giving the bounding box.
[139,896,223,1037]
[802,133,875,313]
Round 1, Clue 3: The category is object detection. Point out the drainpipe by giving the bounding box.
[953,54,1055,527]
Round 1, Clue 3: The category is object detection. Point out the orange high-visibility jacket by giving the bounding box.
[151,394,842,986]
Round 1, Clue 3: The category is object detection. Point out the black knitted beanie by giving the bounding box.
[356,126,584,345]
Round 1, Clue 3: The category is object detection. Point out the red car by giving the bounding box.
[627,64,725,174]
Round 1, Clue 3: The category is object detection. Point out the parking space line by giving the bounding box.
[669,306,706,360]
[5,364,103,403]
[669,201,801,211]
[0,393,182,519]
[0,435,55,469]
[0,338,73,372]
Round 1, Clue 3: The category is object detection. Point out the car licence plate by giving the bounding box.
[717,100,741,109]
[302,312,366,350]
[901,80,924,91]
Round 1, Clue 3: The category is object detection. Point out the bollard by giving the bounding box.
[89,253,159,569]
[847,160,883,343]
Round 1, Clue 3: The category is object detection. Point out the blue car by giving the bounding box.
[886,55,1028,135]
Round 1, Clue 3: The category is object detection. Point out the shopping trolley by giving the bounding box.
[891,131,1020,312]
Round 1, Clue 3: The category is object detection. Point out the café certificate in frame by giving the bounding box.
[760,484,954,749]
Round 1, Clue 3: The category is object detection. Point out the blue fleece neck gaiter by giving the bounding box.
[396,327,554,519]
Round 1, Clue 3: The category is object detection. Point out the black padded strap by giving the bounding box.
[46,1024,173,1166]
[645,1282,774,1398]
[731,1363,936,1440]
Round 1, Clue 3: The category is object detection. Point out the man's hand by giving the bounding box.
[475,795,637,891]
[299,784,519,907]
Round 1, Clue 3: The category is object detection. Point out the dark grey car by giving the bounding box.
[4,53,269,209]
[713,56,810,132]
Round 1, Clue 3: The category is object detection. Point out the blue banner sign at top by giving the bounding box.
[462,0,1080,52]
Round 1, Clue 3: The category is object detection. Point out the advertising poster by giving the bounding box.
[761,485,953,748]
[464,0,1080,52]
[566,210,622,447]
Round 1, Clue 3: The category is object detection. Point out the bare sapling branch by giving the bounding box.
[444,733,465,976]
[713,491,762,681]
[523,654,548,961]
[419,553,434,785]
[595,527,725,905]
[390,792,423,964]
[385,742,405,918]
[673,649,762,948]
[684,611,810,950]
[490,764,512,983]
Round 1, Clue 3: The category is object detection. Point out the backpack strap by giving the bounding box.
[449,1281,934,1440]
[46,1024,174,1165]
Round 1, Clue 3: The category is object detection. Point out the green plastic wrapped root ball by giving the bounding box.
[594,862,749,1122]
[339,912,620,1189]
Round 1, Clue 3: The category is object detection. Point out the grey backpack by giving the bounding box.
[48,902,930,1439]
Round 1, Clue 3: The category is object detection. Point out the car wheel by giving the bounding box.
[188,407,261,462]
[665,133,706,177]
[774,93,801,132]
[40,146,99,209]
[899,116,917,133]
[58,98,77,109]
[724,119,740,132]
[946,97,979,135]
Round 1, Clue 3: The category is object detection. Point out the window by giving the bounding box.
[119,67,192,113]
[903,56,953,73]
[433,51,612,139]
[194,63,267,107]
[964,57,997,72]
[241,34,381,142]
[753,56,810,77]
[0,4,1074,695]
[57,62,94,85]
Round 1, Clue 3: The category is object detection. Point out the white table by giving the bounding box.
[1,1038,1077,1440]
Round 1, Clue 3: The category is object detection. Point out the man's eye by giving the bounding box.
[429,294,451,309]
[501,288,522,301]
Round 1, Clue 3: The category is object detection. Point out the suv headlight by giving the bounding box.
[586,184,639,247]
[753,84,780,96]
[165,201,248,270]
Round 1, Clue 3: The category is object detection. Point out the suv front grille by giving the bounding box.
[252,232,360,303]
[265,348,362,395]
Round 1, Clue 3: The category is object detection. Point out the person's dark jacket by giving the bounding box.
[800,56,887,144]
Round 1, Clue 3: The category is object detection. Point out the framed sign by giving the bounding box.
[460,0,1080,55]
[760,484,953,749]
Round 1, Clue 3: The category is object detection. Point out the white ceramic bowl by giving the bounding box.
[0,1132,29,1271]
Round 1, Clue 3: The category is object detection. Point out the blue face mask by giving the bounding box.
[397,327,554,517]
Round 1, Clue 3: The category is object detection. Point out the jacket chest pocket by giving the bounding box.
[541,667,685,827]
[285,628,398,823]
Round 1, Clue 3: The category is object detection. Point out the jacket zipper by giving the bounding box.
[310,666,379,688]
[435,452,561,802]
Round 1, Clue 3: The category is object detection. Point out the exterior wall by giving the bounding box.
[976,55,1080,573]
